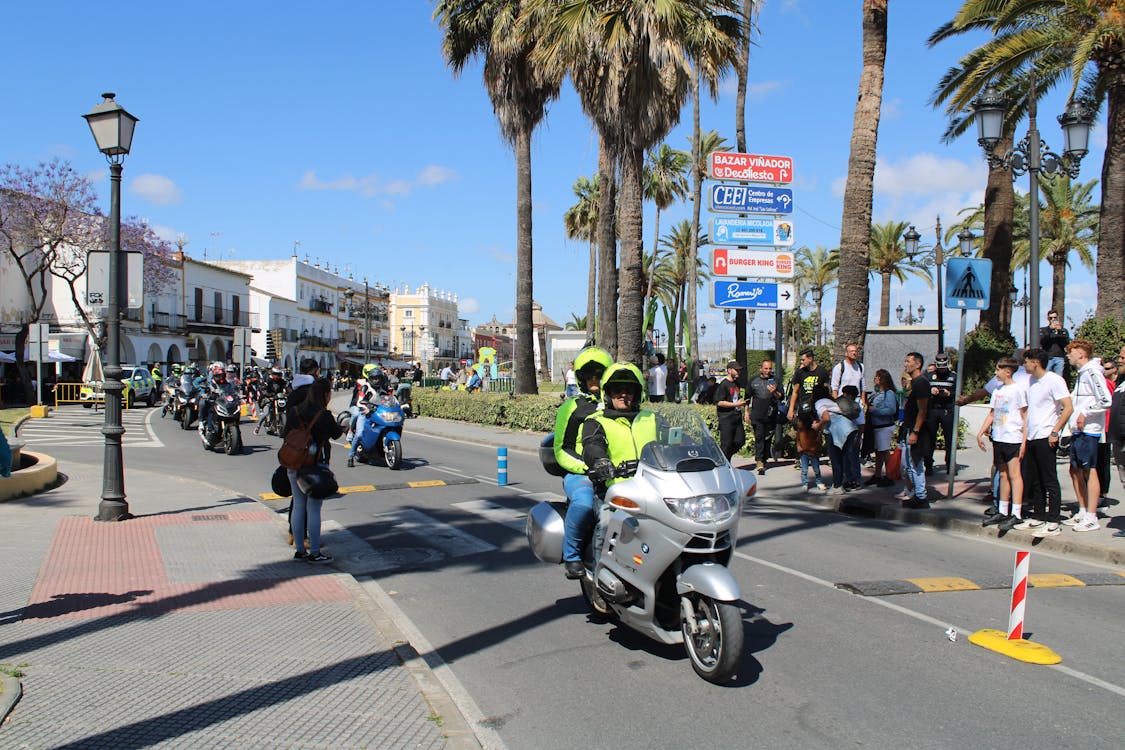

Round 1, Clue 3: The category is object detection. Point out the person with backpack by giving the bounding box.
[788,349,831,464]
[280,376,342,564]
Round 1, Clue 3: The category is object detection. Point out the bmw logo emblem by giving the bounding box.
[640,543,650,554]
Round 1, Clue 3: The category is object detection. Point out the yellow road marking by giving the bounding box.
[408,480,447,488]
[260,492,284,501]
[906,576,981,593]
[969,629,1062,665]
[1116,571,1125,580]
[1029,573,1086,588]
[338,484,377,494]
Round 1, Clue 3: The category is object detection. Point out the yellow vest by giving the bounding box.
[590,410,658,485]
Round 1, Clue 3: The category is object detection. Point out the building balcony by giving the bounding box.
[188,306,257,329]
[309,298,333,314]
[299,334,337,350]
[148,310,186,332]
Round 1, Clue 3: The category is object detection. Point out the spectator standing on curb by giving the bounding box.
[787,349,830,468]
[1041,310,1070,377]
[647,353,668,403]
[748,359,783,475]
[925,354,957,475]
[897,352,932,509]
[714,360,748,461]
[1109,345,1125,538]
[815,384,859,495]
[830,343,866,405]
[865,369,899,487]
[1098,358,1119,508]
[283,376,341,564]
[1065,339,1113,531]
[564,361,579,399]
[978,358,1029,532]
[1019,349,1074,537]
[797,397,826,493]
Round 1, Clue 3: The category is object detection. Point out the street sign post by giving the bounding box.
[710,248,795,279]
[708,184,793,215]
[87,250,144,310]
[711,280,797,311]
[232,327,251,374]
[944,257,992,309]
[707,152,794,183]
[708,217,795,247]
[28,323,49,406]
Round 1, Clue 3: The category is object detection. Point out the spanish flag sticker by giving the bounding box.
[632,555,643,566]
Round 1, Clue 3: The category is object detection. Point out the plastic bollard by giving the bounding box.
[497,446,508,486]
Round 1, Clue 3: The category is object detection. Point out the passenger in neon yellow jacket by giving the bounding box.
[582,362,658,488]
[555,347,612,579]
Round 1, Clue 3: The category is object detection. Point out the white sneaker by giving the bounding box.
[815,482,827,493]
[1012,518,1044,531]
[1062,513,1085,526]
[1032,523,1061,538]
[894,489,911,501]
[826,486,845,495]
[1072,518,1101,532]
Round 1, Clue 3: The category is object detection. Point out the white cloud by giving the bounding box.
[459,297,480,315]
[719,76,786,99]
[832,152,987,227]
[129,173,183,205]
[297,165,459,199]
[151,224,178,243]
[483,244,515,264]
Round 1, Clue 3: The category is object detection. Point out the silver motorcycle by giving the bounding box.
[528,411,756,683]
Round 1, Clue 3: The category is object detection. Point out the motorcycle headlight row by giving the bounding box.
[378,410,403,423]
[663,493,737,523]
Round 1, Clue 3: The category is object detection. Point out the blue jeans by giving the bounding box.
[287,468,324,554]
[1047,357,1065,376]
[903,441,927,499]
[826,433,859,488]
[800,453,822,488]
[562,473,596,562]
[348,407,363,459]
[564,384,579,399]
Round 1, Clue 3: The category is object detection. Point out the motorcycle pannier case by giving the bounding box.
[526,500,566,564]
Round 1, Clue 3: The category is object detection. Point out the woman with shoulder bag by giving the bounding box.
[283,377,343,563]
[865,369,899,487]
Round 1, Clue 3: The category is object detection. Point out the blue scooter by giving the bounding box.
[349,394,405,469]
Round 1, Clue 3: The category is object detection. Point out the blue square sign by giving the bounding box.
[944,257,992,310]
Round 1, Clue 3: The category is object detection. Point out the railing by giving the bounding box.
[310,298,333,313]
[53,382,87,405]
[299,334,336,349]
[190,305,252,327]
[149,311,186,331]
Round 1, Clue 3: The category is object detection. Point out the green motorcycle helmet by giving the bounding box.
[574,347,612,393]
[600,362,646,408]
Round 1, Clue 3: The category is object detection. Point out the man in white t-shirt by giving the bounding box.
[977,357,1028,533]
[1017,348,1073,537]
[830,343,866,408]
[647,353,668,403]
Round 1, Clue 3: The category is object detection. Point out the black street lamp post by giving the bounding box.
[84,93,137,523]
[896,301,926,326]
[972,79,1094,348]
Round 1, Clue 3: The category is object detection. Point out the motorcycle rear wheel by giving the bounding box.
[681,594,743,684]
[384,437,401,470]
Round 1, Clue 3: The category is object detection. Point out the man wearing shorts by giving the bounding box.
[1065,339,1113,532]
[977,357,1028,533]
[1018,349,1072,537]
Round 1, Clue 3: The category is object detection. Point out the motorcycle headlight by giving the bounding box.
[378,409,403,423]
[663,493,737,523]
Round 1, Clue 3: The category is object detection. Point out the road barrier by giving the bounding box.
[497,447,508,486]
[53,383,87,405]
[1008,550,1030,640]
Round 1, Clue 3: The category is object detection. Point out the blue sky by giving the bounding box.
[2,1,1106,349]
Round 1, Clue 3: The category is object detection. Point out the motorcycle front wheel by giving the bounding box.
[681,594,743,684]
[383,437,401,470]
[181,409,192,430]
[224,423,242,455]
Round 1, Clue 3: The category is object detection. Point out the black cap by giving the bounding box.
[727,360,744,371]
[299,357,320,374]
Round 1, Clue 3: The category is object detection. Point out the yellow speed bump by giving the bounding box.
[906,577,980,593]
[968,629,1061,665]
[1029,573,1085,588]
[408,480,447,488]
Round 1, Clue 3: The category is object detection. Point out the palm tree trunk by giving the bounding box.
[617,145,646,365]
[1050,255,1066,321]
[586,239,597,341]
[980,134,1016,333]
[879,270,892,326]
[734,4,751,369]
[1096,66,1125,322]
[833,0,886,358]
[687,67,703,370]
[645,208,662,319]
[513,126,537,394]
[597,139,619,356]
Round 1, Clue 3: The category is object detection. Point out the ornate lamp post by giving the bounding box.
[363,277,371,363]
[972,81,1094,348]
[896,302,926,326]
[84,93,138,523]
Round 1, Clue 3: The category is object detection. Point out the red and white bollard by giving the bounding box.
[1007,550,1030,640]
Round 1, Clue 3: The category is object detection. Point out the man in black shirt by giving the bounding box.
[925,353,956,475]
[715,360,749,461]
[1041,309,1070,377]
[787,348,830,449]
[748,359,784,475]
[899,352,931,508]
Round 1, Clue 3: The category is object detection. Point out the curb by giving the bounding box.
[0,451,59,502]
[0,674,22,723]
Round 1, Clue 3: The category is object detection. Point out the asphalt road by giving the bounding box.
[35,402,1125,750]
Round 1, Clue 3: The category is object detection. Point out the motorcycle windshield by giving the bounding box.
[638,411,726,472]
[217,382,239,399]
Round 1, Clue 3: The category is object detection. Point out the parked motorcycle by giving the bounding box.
[199,381,244,455]
[527,411,756,683]
[343,393,405,469]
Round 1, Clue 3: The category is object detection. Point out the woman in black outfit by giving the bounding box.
[283,377,342,563]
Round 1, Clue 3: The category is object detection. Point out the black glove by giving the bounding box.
[589,459,615,483]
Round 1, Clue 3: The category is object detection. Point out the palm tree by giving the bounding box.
[834,0,888,358]
[564,174,600,340]
[680,129,728,362]
[565,312,589,331]
[657,219,710,357]
[533,0,742,365]
[1024,176,1099,320]
[869,221,934,327]
[643,143,690,322]
[434,0,562,394]
[796,245,839,346]
[930,1,1125,322]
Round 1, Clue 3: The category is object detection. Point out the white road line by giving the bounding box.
[451,500,527,532]
[356,577,510,750]
[142,407,164,448]
[377,508,496,557]
[430,465,472,478]
[733,549,1125,699]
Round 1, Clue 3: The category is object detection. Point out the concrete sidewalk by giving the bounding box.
[404,414,1125,567]
[0,460,483,749]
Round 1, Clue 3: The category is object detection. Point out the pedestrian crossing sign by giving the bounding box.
[944,257,992,310]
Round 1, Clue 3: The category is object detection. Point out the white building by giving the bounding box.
[390,283,462,373]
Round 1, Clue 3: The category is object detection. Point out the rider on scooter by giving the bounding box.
[554,346,612,579]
